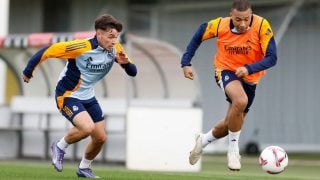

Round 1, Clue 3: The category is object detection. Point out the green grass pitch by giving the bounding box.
[0,153,319,179]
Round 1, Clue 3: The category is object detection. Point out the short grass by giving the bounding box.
[0,153,319,180]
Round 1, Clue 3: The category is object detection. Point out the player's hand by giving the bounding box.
[235,66,249,78]
[116,51,129,64]
[183,66,194,80]
[22,74,31,83]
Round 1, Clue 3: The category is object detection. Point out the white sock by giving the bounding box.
[57,137,69,151]
[201,129,217,148]
[79,156,93,169]
[228,130,241,153]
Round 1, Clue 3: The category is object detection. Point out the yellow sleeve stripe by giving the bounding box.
[65,42,87,52]
[42,39,92,60]
[30,39,91,77]
[202,17,221,41]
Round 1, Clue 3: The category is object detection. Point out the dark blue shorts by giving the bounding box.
[55,96,104,124]
[215,70,256,113]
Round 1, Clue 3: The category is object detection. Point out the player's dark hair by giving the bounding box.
[95,14,123,32]
[232,0,251,11]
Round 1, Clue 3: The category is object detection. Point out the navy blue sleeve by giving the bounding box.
[121,63,137,77]
[180,23,207,67]
[245,37,277,74]
[23,46,49,78]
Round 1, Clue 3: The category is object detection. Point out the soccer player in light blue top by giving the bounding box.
[22,14,137,178]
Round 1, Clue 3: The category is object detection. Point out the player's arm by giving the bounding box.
[245,19,277,75]
[22,46,49,83]
[181,18,221,67]
[114,42,137,77]
[22,39,91,81]
[181,18,221,80]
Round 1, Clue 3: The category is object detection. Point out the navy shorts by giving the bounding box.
[55,96,105,124]
[215,70,256,113]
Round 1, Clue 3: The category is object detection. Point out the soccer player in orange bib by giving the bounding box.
[181,0,277,171]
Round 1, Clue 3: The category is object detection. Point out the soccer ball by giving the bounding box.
[259,146,288,174]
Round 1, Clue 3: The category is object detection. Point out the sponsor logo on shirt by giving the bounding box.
[84,57,113,72]
[224,45,252,55]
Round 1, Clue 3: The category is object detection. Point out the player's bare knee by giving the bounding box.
[93,134,107,144]
[81,124,95,135]
[232,97,248,111]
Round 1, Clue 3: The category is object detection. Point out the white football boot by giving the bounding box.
[189,133,203,165]
[227,151,241,171]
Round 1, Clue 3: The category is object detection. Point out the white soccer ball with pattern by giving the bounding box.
[259,146,288,174]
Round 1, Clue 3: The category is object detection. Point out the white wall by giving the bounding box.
[126,106,202,172]
[0,61,6,104]
[0,0,9,104]
[0,0,9,36]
